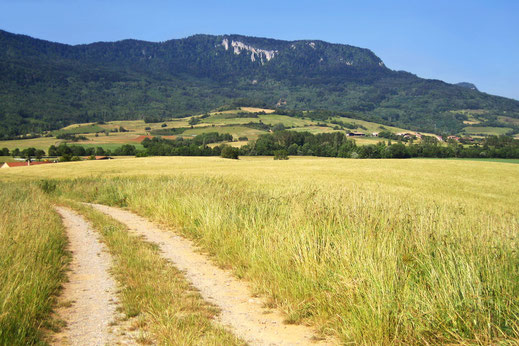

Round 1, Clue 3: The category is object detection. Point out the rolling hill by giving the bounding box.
[1,29,519,139]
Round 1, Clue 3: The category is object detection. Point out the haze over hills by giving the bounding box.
[1,29,518,139]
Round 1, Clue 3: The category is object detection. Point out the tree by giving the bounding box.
[48,145,57,156]
[95,147,106,156]
[220,146,239,159]
[35,149,45,160]
[22,147,37,160]
[114,144,137,156]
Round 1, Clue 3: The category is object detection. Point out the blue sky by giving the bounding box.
[1,0,518,100]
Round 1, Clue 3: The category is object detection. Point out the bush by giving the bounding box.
[274,149,289,160]
[188,117,201,125]
[220,146,239,160]
[272,123,286,132]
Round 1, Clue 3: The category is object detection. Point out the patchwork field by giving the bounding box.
[1,157,518,344]
[462,126,513,136]
[0,108,429,152]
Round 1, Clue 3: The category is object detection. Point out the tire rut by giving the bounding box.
[89,203,336,346]
[52,207,127,345]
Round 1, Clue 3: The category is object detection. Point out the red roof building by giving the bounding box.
[1,161,54,169]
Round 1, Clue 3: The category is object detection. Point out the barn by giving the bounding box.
[1,161,54,169]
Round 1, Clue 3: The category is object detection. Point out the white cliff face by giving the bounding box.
[221,39,278,65]
[222,38,229,51]
[339,58,353,66]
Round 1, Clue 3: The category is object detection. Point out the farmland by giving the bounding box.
[0,108,423,152]
[1,157,518,344]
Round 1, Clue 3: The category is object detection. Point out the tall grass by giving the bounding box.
[56,171,519,344]
[3,157,519,343]
[0,182,68,345]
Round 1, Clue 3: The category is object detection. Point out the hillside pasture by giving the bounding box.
[182,126,268,140]
[463,126,513,136]
[52,123,105,135]
[0,137,62,150]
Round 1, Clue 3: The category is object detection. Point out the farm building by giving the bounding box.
[1,161,54,169]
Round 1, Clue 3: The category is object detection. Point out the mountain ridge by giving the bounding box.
[0,29,518,138]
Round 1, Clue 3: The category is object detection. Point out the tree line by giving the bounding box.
[4,132,519,161]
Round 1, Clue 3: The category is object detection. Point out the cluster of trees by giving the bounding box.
[3,147,46,159]
[55,133,88,141]
[140,136,223,156]
[139,133,234,156]
[49,144,104,157]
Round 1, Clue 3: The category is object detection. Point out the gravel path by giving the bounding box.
[89,203,335,346]
[52,207,121,345]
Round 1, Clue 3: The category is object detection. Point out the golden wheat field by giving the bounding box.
[1,157,518,344]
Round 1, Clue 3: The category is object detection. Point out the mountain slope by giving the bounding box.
[1,29,518,138]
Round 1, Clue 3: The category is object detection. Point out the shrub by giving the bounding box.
[274,149,289,160]
[220,146,239,160]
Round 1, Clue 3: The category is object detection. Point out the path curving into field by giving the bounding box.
[52,207,121,345]
[89,203,335,346]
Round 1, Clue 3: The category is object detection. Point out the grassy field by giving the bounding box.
[52,124,105,136]
[329,116,411,134]
[182,125,267,140]
[0,137,63,150]
[0,134,144,151]
[0,182,69,345]
[0,156,15,163]
[462,126,513,136]
[1,157,518,343]
[418,157,519,164]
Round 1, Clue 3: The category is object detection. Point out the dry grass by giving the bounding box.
[2,157,519,343]
[0,182,68,345]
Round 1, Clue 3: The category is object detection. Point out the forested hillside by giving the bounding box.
[1,29,519,138]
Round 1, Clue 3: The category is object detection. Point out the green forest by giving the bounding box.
[1,30,519,139]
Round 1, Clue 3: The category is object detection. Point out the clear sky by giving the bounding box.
[1,0,518,100]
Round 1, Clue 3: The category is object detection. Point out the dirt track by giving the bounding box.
[53,207,121,345]
[90,203,335,346]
